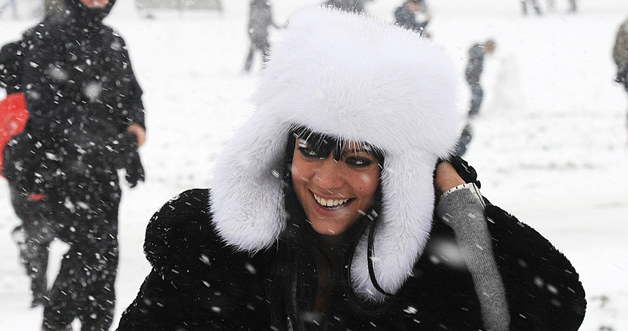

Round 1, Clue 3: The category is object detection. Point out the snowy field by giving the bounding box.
[1,0,627,329]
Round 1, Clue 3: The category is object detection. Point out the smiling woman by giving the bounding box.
[290,128,383,236]
[117,6,586,331]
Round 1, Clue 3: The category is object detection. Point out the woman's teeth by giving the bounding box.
[313,194,349,208]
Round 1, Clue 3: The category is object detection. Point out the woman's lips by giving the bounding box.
[311,192,353,210]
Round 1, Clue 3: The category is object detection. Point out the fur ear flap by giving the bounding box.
[210,110,290,252]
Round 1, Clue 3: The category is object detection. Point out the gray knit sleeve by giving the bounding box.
[435,183,510,331]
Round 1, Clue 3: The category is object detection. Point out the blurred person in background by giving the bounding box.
[465,39,496,117]
[1,0,145,330]
[117,8,585,331]
[567,0,577,13]
[613,17,628,135]
[244,0,282,73]
[394,0,431,36]
[454,123,474,157]
[520,0,542,16]
[456,38,496,157]
[613,17,628,91]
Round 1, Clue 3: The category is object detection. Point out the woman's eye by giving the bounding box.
[345,156,372,168]
[299,146,325,159]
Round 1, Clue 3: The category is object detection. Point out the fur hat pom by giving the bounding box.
[211,6,460,302]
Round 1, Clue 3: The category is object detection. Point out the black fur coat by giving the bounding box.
[117,189,585,331]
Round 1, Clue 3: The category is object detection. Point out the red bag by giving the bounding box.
[0,92,28,176]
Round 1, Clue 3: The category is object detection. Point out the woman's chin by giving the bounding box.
[309,216,353,236]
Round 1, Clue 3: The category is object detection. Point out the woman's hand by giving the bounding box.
[127,123,146,147]
[435,161,466,195]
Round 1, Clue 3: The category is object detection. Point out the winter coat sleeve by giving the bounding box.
[436,184,510,331]
[435,156,585,330]
[116,189,270,331]
[431,183,586,330]
[485,203,586,330]
[111,31,146,130]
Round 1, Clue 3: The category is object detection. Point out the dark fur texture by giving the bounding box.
[118,188,585,330]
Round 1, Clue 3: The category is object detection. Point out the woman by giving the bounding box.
[118,7,585,330]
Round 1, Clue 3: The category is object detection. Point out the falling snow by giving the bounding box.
[0,0,627,330]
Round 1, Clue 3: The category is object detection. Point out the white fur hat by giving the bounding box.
[210,7,459,302]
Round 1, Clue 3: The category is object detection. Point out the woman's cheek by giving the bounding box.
[291,163,309,183]
[357,172,378,192]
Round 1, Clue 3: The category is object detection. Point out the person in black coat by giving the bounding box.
[118,8,585,331]
[1,0,145,330]
[465,39,496,116]
[394,0,431,35]
[243,0,281,73]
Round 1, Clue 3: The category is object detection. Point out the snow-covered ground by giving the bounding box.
[1,0,627,329]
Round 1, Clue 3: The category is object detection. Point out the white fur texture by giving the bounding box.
[210,7,459,302]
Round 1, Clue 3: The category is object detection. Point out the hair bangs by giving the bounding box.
[289,126,384,163]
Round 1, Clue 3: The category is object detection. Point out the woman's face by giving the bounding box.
[80,0,109,8]
[291,137,381,236]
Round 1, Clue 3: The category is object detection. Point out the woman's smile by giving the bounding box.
[312,192,351,209]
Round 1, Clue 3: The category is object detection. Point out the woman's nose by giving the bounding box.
[313,158,344,191]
